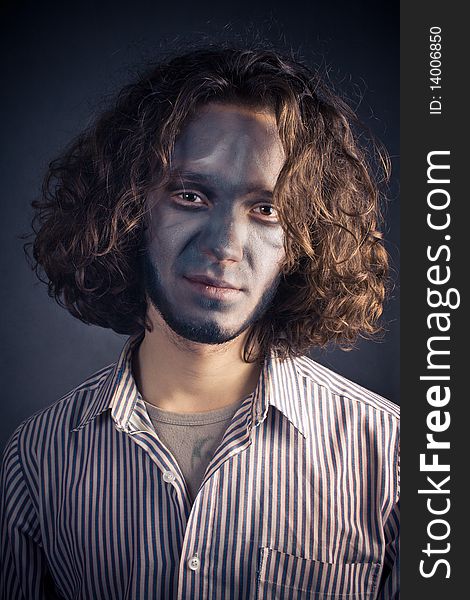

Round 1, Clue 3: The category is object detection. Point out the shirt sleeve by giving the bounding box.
[375,498,400,599]
[0,425,62,599]
[376,431,400,600]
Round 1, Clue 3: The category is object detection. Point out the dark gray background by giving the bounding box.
[0,0,399,452]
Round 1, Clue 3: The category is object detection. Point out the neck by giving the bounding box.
[132,305,262,413]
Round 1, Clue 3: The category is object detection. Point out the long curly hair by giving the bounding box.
[25,45,390,361]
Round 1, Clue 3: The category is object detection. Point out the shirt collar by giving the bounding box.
[71,333,309,439]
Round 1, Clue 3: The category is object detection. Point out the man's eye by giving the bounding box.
[176,192,203,203]
[254,205,279,219]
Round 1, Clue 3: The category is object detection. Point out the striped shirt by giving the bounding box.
[1,333,399,599]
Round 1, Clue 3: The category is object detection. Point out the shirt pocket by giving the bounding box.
[256,547,381,599]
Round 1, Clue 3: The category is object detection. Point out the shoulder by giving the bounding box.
[1,364,114,473]
[293,354,400,422]
[292,355,400,503]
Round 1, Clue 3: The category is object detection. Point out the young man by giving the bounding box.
[1,47,399,599]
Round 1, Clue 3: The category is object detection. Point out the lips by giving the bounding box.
[184,274,241,290]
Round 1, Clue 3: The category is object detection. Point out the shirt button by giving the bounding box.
[188,555,200,571]
[163,470,176,483]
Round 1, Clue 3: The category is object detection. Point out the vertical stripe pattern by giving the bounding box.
[1,334,399,599]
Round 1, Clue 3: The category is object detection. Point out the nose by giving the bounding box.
[199,209,245,263]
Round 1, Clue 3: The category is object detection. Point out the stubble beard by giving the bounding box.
[141,252,279,345]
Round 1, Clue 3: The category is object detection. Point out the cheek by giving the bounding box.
[250,230,286,279]
[147,212,196,265]
[259,225,285,256]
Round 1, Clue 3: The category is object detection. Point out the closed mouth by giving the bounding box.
[184,275,241,291]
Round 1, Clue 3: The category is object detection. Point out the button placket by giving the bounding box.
[187,553,200,571]
[163,470,176,483]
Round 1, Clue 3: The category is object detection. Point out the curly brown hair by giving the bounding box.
[26,45,390,361]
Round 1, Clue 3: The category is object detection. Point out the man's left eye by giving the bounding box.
[254,205,278,219]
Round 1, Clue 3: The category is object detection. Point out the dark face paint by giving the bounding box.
[143,103,286,344]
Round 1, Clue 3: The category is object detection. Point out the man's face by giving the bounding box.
[143,102,286,344]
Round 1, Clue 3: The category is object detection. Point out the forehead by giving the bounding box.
[171,103,285,190]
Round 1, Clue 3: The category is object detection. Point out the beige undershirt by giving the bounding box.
[143,395,252,503]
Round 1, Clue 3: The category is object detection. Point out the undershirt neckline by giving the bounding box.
[143,393,254,425]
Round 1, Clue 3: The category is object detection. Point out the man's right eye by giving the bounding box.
[175,192,204,204]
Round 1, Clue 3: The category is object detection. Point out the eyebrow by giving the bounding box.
[166,170,274,199]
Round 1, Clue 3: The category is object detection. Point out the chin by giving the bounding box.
[170,319,244,345]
